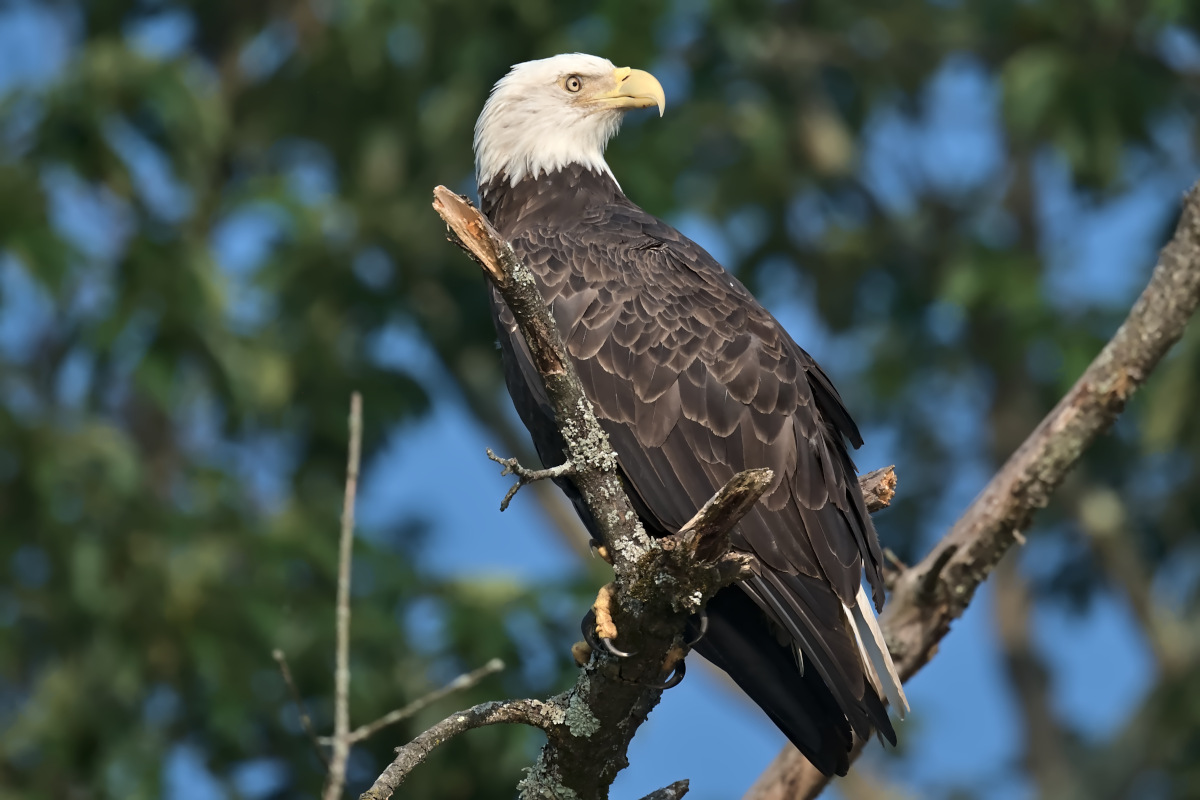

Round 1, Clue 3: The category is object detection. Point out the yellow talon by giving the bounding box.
[593,583,619,640]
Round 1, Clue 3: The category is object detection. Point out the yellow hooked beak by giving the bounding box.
[590,67,666,116]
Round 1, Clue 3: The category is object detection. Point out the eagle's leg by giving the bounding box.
[572,587,693,689]
[571,546,614,664]
[592,582,634,657]
[570,635,687,690]
[573,584,637,658]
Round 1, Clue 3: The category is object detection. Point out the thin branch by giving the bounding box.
[745,181,1200,798]
[888,182,1200,670]
[637,780,691,800]
[324,392,363,800]
[455,377,596,557]
[358,698,564,800]
[273,648,329,768]
[486,448,575,511]
[320,658,506,745]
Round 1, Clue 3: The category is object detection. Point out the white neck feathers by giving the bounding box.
[473,55,625,187]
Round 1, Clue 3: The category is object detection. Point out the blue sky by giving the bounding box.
[2,3,1196,799]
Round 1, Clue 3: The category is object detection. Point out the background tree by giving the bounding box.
[0,1,1197,799]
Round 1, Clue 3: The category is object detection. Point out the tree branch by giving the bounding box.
[858,465,898,512]
[745,182,1200,798]
[486,447,576,511]
[667,467,774,565]
[325,392,363,800]
[320,658,506,745]
[359,698,566,800]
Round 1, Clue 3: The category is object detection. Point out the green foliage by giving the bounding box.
[1,0,1198,798]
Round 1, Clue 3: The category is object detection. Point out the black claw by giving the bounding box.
[601,637,635,658]
[649,659,686,690]
[580,609,601,649]
[583,608,634,658]
[684,608,709,648]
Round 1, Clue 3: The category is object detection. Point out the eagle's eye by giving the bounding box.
[564,75,583,93]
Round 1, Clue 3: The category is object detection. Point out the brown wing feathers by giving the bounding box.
[483,165,900,773]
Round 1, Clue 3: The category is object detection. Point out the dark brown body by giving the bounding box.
[481,165,893,775]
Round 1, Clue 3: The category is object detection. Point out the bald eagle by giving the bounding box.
[474,53,907,776]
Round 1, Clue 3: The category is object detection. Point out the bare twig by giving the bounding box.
[273,648,329,768]
[745,182,1200,798]
[637,780,691,800]
[486,448,575,511]
[320,658,506,745]
[324,392,363,800]
[358,698,564,800]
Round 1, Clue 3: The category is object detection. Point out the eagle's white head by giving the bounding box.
[474,53,666,188]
